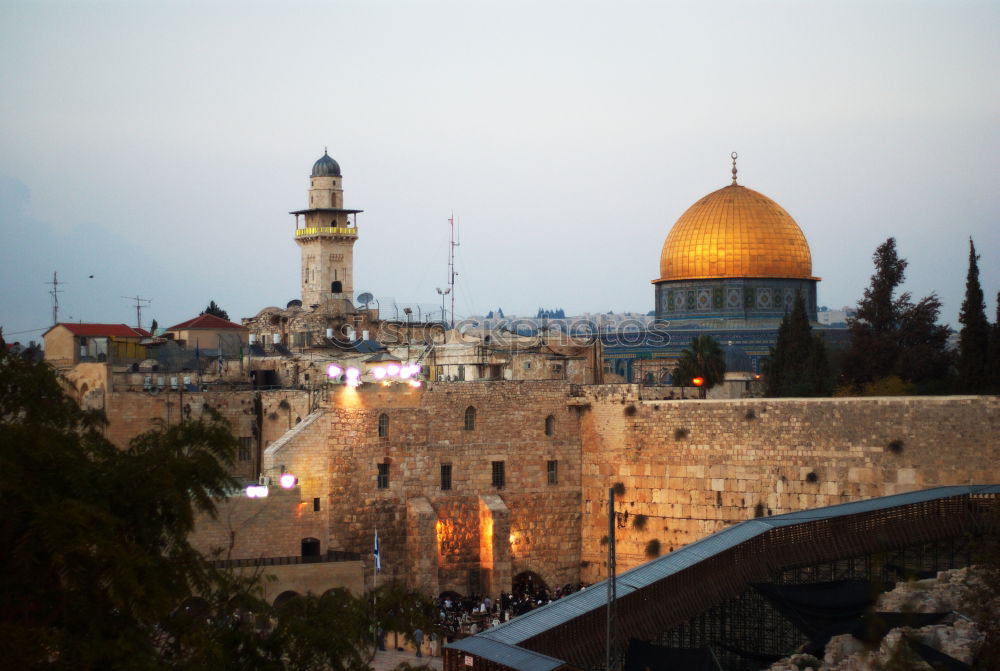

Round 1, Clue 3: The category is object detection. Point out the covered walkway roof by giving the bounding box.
[445,485,1000,670]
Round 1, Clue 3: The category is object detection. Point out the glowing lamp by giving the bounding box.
[409,379,422,388]
[386,363,401,377]
[372,367,387,380]
[399,365,414,379]
[279,473,297,489]
[326,364,343,379]
[345,367,361,380]
[245,484,269,498]
[692,377,705,387]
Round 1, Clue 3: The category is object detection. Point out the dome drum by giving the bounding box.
[654,277,817,324]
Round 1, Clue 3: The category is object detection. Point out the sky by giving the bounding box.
[1,0,998,342]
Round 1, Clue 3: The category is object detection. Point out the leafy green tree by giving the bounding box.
[371,581,437,652]
[202,300,231,321]
[841,238,951,392]
[0,344,250,668]
[957,238,991,392]
[267,590,371,671]
[672,334,726,397]
[764,292,831,396]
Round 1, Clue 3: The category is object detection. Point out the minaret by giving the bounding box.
[290,150,364,307]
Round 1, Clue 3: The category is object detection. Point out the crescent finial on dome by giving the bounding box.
[731,152,738,185]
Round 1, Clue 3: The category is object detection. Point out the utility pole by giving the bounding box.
[122,295,152,331]
[448,213,459,329]
[47,272,62,325]
[436,287,451,325]
[606,487,620,671]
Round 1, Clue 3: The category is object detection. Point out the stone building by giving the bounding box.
[242,151,379,350]
[163,313,248,355]
[42,322,149,369]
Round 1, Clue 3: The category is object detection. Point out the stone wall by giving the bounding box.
[103,389,311,480]
[578,389,1000,582]
[321,380,584,596]
[189,486,326,560]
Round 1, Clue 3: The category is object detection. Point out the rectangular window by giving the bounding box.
[377,463,389,489]
[238,437,252,462]
[440,464,452,491]
[547,460,558,485]
[491,461,505,489]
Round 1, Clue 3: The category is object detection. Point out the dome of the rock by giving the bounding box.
[656,184,815,283]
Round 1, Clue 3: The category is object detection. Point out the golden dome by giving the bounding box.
[656,184,816,282]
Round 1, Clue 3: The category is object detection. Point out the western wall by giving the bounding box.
[178,381,1000,601]
[578,387,1000,583]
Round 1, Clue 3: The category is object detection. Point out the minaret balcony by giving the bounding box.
[295,226,358,238]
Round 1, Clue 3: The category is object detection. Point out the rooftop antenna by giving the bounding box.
[447,213,460,329]
[46,271,63,325]
[731,151,739,185]
[122,295,152,331]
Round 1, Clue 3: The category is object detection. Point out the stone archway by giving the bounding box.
[273,590,302,609]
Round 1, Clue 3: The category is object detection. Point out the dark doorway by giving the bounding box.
[331,281,343,293]
[301,537,321,561]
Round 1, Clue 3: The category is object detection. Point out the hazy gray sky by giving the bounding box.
[2,0,998,340]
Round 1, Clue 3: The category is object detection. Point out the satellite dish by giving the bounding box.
[357,292,374,307]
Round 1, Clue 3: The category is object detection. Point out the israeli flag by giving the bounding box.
[374,529,381,572]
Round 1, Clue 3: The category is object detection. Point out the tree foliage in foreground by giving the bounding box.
[840,238,951,393]
[763,292,831,397]
[0,344,433,669]
[0,343,244,668]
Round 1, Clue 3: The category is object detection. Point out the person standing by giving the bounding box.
[413,628,424,657]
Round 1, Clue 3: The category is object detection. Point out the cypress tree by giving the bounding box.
[957,238,990,392]
[764,292,830,396]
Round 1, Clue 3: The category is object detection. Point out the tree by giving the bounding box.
[0,344,250,668]
[991,292,1000,393]
[370,581,437,653]
[841,238,951,392]
[672,334,726,397]
[202,300,230,321]
[764,292,831,396]
[267,590,371,671]
[957,238,991,392]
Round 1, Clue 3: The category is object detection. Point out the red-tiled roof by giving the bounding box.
[48,323,145,338]
[166,314,246,331]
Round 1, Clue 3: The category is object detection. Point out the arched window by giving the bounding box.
[464,406,476,431]
[378,413,389,438]
[544,415,555,437]
[331,280,343,293]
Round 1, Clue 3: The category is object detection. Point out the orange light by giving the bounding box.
[692,376,704,387]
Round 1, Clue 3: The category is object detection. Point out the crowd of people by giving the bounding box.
[433,579,588,641]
